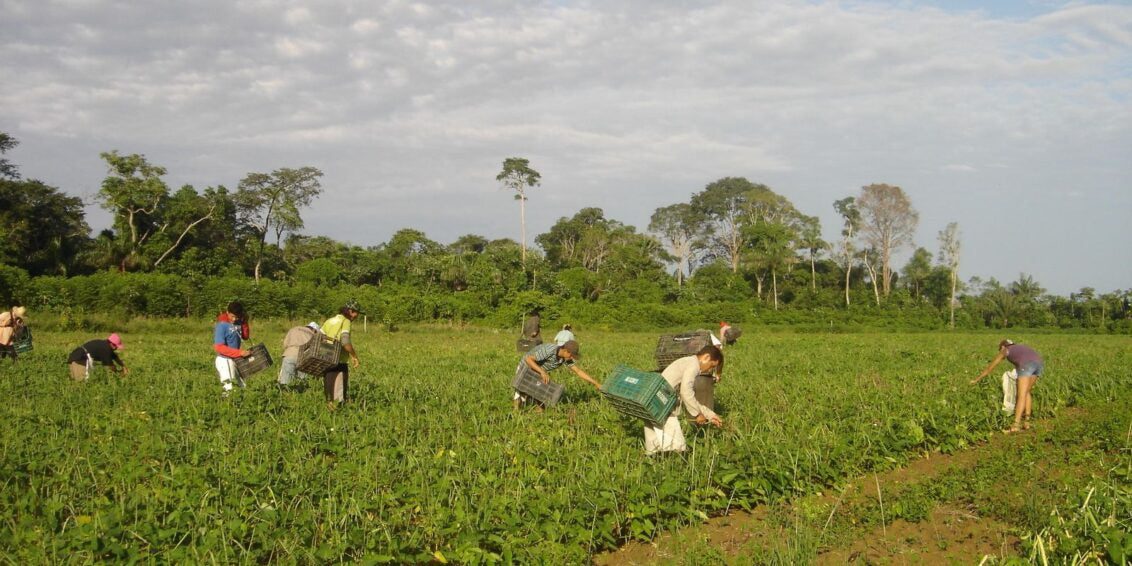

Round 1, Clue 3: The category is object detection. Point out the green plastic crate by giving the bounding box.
[13,326,32,354]
[601,364,677,425]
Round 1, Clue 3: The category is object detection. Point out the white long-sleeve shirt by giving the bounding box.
[660,355,717,420]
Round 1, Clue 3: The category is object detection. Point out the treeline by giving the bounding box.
[0,132,1128,331]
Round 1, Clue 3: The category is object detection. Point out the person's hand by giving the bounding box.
[241,350,251,358]
[350,355,360,369]
[121,367,130,376]
[709,415,723,428]
[540,371,550,384]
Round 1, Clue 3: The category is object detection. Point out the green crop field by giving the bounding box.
[1,325,1128,563]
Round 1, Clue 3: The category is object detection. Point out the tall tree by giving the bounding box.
[901,247,933,300]
[691,177,765,273]
[496,157,541,267]
[151,185,219,267]
[0,131,20,180]
[796,214,826,291]
[98,151,169,269]
[856,183,919,297]
[861,246,882,306]
[744,221,797,310]
[648,203,702,286]
[0,178,90,276]
[833,197,861,306]
[235,166,323,282]
[937,222,961,328]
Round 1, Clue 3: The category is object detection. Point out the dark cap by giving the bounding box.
[560,340,581,358]
[344,298,364,314]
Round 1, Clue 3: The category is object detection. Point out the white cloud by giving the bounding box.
[274,36,325,58]
[351,18,381,34]
[0,0,1129,293]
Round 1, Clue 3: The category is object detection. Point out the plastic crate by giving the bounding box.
[601,364,677,426]
[516,337,543,354]
[510,363,565,406]
[654,331,711,371]
[234,343,273,379]
[297,334,341,374]
[13,326,32,354]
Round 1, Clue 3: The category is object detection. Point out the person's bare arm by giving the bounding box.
[570,365,602,390]
[525,354,550,383]
[971,350,1006,384]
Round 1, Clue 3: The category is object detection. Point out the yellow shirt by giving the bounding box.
[321,314,351,343]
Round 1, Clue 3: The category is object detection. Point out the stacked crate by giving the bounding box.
[600,365,677,426]
[510,363,565,406]
[234,343,273,379]
[654,330,711,371]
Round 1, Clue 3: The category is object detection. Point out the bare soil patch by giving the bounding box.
[593,413,1085,565]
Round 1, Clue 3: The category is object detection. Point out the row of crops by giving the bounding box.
[0,327,1128,563]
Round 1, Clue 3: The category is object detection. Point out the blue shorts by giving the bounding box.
[1016,361,1043,378]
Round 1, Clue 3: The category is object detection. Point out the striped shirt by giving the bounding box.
[526,342,574,372]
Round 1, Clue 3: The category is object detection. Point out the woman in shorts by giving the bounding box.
[970,339,1044,433]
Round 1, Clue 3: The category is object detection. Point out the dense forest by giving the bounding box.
[1,132,1128,331]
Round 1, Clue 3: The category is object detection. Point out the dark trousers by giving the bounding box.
[692,374,715,411]
[324,363,349,402]
[0,345,16,361]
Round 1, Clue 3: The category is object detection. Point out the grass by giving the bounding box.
[0,326,1127,563]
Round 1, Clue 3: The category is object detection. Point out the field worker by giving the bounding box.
[278,322,320,387]
[522,309,542,344]
[321,299,362,408]
[719,321,740,346]
[213,301,252,395]
[0,306,27,361]
[970,339,1044,433]
[554,323,575,345]
[514,340,600,410]
[646,345,724,455]
[67,333,128,381]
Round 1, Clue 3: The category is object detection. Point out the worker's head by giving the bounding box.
[227,301,245,320]
[557,340,581,361]
[562,323,572,331]
[341,299,364,320]
[695,344,723,373]
[999,339,1014,350]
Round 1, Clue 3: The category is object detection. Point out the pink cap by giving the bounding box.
[108,333,124,350]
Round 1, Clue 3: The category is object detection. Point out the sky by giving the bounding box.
[2,0,1130,296]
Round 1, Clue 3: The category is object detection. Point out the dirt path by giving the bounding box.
[593,410,1096,565]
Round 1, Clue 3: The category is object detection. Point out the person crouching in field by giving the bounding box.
[514,340,601,410]
[970,339,1044,433]
[0,306,27,362]
[646,345,724,455]
[67,334,128,380]
[321,300,362,409]
[279,322,320,388]
[213,301,251,395]
[554,323,575,345]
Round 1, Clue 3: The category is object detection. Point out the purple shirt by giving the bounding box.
[1005,344,1042,368]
